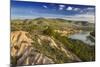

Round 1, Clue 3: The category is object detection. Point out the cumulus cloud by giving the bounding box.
[86,7,95,10]
[73,8,80,11]
[66,6,73,11]
[65,13,95,23]
[43,5,48,8]
[64,7,95,23]
[59,5,65,10]
[80,7,95,14]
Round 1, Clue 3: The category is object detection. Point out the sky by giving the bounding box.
[11,0,95,23]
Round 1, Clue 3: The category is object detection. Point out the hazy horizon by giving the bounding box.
[11,0,95,23]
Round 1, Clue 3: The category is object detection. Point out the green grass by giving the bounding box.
[31,35,72,64]
[53,33,95,61]
[11,19,95,64]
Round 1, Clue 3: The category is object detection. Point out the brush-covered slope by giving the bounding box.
[11,18,95,66]
[11,31,82,66]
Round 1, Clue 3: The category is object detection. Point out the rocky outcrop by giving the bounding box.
[11,31,81,66]
[37,35,81,62]
[11,31,54,66]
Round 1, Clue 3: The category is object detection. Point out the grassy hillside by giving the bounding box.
[11,18,95,66]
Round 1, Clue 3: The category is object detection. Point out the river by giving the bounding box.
[68,31,95,45]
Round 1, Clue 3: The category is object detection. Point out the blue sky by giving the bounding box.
[11,0,95,22]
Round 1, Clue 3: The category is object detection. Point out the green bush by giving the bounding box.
[43,26,55,36]
[53,34,95,61]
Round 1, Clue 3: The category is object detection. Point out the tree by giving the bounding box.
[43,26,54,36]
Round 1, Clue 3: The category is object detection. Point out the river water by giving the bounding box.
[68,32,95,45]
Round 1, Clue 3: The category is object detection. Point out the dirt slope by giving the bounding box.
[11,31,81,66]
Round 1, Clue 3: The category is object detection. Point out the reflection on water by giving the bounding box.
[68,32,95,45]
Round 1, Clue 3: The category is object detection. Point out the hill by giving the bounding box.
[11,18,95,66]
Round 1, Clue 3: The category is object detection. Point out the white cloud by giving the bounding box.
[86,7,95,10]
[59,5,65,7]
[43,5,48,8]
[66,6,73,11]
[64,14,95,23]
[73,8,80,11]
[59,5,65,10]
[79,10,84,13]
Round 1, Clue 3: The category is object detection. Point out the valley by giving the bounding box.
[11,18,95,66]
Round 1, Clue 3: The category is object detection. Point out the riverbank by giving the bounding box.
[68,31,95,45]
